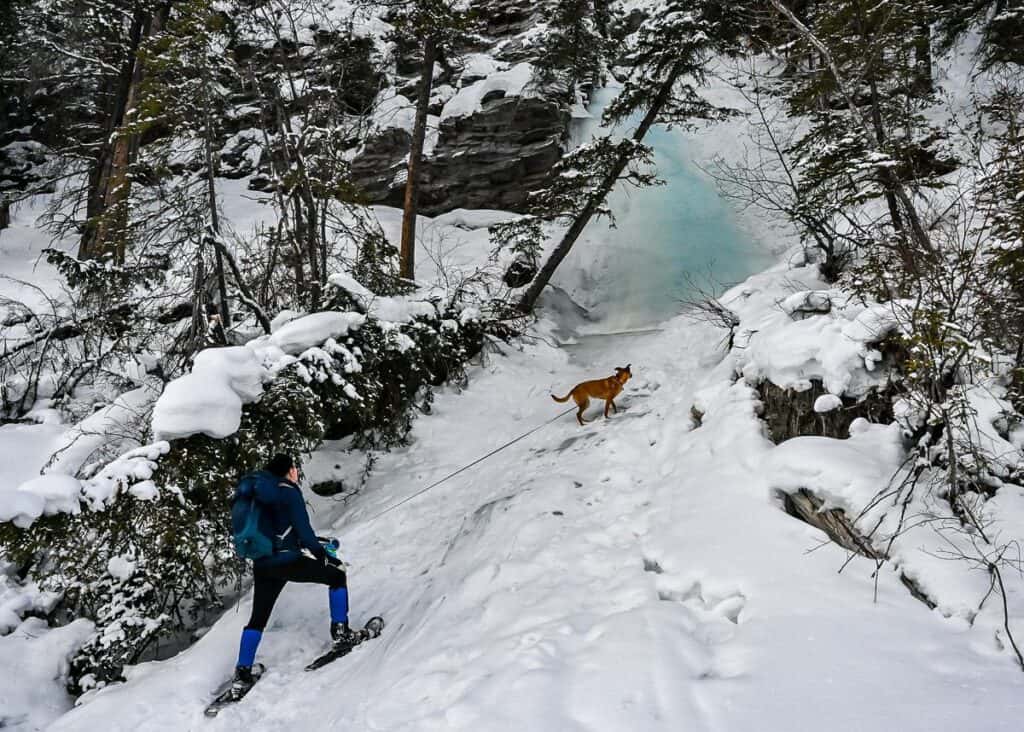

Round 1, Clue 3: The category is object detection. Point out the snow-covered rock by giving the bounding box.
[439,62,535,121]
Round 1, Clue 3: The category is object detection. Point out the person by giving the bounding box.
[230,453,361,693]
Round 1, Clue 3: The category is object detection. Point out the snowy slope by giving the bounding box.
[46,265,1024,730]
[6,30,1024,729]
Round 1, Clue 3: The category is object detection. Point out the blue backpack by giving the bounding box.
[231,474,275,560]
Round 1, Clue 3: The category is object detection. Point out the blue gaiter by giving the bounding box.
[329,587,349,624]
[237,628,262,668]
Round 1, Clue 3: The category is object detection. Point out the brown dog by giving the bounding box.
[552,365,632,426]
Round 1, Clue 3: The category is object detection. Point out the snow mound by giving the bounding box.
[761,421,905,511]
[80,442,170,509]
[151,311,365,441]
[152,346,267,441]
[813,394,843,413]
[269,311,365,355]
[107,556,136,581]
[740,297,903,396]
[0,617,94,730]
[1,569,60,634]
[327,274,438,323]
[0,474,81,529]
[0,441,172,527]
[440,62,535,121]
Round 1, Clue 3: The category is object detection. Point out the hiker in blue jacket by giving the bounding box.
[230,453,364,692]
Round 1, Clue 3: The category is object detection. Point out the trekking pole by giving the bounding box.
[363,406,576,522]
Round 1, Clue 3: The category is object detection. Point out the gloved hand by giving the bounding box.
[319,537,341,561]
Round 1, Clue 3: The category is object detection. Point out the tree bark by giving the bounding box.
[913,17,933,95]
[517,63,681,314]
[399,35,436,282]
[202,73,230,336]
[79,9,147,262]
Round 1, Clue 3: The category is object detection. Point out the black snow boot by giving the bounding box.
[230,663,264,700]
[330,622,362,655]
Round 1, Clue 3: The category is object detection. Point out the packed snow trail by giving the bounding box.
[50,287,1024,730]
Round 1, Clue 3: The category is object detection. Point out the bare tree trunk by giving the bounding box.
[517,63,681,314]
[202,75,230,335]
[913,17,933,95]
[399,35,436,282]
[79,9,147,261]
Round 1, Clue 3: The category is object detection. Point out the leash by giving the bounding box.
[363,406,576,522]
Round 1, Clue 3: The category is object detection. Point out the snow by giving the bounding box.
[41,56,1017,729]
[740,295,901,397]
[0,618,94,730]
[763,420,906,512]
[440,63,536,121]
[0,570,60,635]
[106,557,136,582]
[268,311,366,355]
[152,311,365,441]
[46,385,160,476]
[327,274,437,324]
[151,346,267,441]
[5,30,1024,732]
[41,287,1024,731]
[371,88,416,134]
[813,393,843,413]
[459,53,506,82]
[0,474,81,529]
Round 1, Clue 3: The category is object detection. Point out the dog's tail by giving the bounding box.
[551,391,571,403]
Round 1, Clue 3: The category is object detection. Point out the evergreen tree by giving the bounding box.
[532,0,607,105]
[932,0,1024,69]
[768,0,947,284]
[976,77,1024,407]
[11,0,168,261]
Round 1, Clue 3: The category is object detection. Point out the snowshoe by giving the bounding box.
[204,663,265,717]
[305,616,385,672]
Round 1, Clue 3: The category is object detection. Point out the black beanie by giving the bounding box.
[266,453,295,478]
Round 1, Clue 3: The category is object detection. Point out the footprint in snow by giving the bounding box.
[643,561,750,680]
[658,579,747,626]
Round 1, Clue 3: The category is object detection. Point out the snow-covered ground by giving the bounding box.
[43,260,1024,731]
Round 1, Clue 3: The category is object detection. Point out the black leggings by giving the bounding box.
[245,556,346,632]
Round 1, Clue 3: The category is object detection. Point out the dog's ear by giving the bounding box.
[625,363,631,372]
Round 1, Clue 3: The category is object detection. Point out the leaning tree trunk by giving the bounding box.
[79,10,145,261]
[202,74,230,338]
[399,35,436,282]
[80,6,169,263]
[913,17,933,95]
[517,64,681,314]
